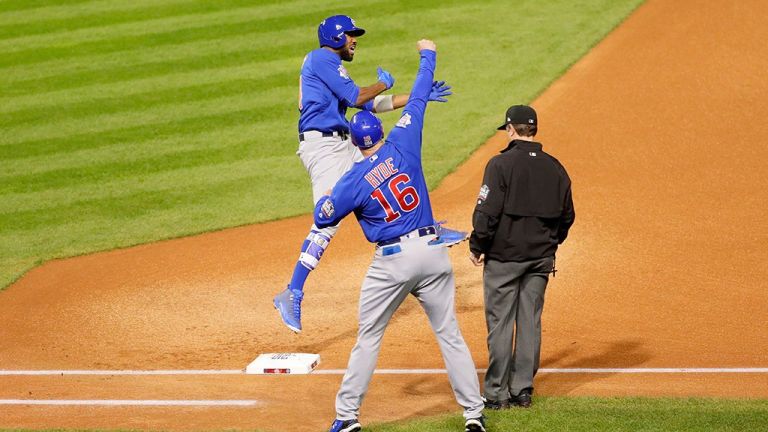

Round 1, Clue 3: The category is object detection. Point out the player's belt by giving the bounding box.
[376,226,437,247]
[298,130,349,141]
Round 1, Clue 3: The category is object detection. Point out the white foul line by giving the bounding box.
[0,370,243,376]
[543,368,768,373]
[1,368,768,376]
[315,368,768,374]
[0,399,259,406]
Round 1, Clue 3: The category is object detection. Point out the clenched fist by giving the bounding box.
[417,39,436,52]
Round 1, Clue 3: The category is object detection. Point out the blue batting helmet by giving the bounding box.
[350,111,383,149]
[317,15,365,49]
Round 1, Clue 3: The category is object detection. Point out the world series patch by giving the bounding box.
[321,199,335,218]
[337,65,350,80]
[396,113,412,128]
[478,184,489,203]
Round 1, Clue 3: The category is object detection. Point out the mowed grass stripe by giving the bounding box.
[1,141,253,197]
[1,37,315,99]
[0,0,337,51]
[0,27,296,88]
[0,16,426,118]
[0,71,294,129]
[0,0,438,96]
[0,104,283,160]
[0,178,310,292]
[1,157,309,249]
[0,122,298,216]
[0,0,384,63]
[0,1,450,99]
[0,0,442,92]
[0,155,307,234]
[0,15,310,69]
[0,27,425,139]
[0,126,301,198]
[0,0,93,14]
[0,28,425,131]
[0,0,443,68]
[0,51,300,110]
[0,123,264,179]
[0,82,295,146]
[0,0,288,39]
[0,118,299,214]
[0,0,193,29]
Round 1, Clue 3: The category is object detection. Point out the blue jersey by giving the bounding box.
[298,48,373,134]
[313,50,437,243]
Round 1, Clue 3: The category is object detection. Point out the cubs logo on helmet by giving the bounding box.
[350,111,383,149]
[318,15,366,49]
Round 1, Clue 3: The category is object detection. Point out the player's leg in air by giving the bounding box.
[273,222,338,333]
[273,133,356,333]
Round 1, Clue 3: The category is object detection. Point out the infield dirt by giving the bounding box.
[1,0,767,431]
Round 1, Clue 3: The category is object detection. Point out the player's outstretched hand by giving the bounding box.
[377,67,395,90]
[428,80,452,102]
[417,39,436,52]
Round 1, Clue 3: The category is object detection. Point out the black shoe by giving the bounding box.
[465,415,486,432]
[483,397,510,410]
[510,388,532,408]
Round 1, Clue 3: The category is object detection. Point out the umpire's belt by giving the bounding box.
[376,226,437,247]
[299,130,349,141]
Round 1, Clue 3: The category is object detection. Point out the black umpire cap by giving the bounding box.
[497,105,537,130]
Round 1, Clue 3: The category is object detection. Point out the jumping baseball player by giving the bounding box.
[273,15,461,334]
[314,40,485,432]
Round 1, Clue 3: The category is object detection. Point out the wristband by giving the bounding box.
[373,95,394,113]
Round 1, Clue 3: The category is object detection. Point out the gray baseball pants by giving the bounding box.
[297,133,362,237]
[482,256,553,400]
[335,234,484,420]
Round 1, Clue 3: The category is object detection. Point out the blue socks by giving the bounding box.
[289,261,311,293]
[289,230,332,293]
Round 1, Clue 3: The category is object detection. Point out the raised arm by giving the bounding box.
[372,78,450,112]
[384,40,438,156]
[373,78,451,112]
[404,39,438,117]
[354,67,396,106]
[355,81,387,106]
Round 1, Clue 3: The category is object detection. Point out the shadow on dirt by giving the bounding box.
[290,297,424,354]
[535,338,652,394]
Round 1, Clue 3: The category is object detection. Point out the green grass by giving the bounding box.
[1,397,766,431]
[366,397,768,432]
[0,0,644,288]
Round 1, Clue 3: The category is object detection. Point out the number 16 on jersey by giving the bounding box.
[370,173,420,223]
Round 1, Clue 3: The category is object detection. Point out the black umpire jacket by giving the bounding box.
[469,140,575,262]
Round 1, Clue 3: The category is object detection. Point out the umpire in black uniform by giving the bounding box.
[469,105,575,409]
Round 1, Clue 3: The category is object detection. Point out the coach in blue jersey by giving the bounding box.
[315,40,486,432]
[273,15,454,334]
